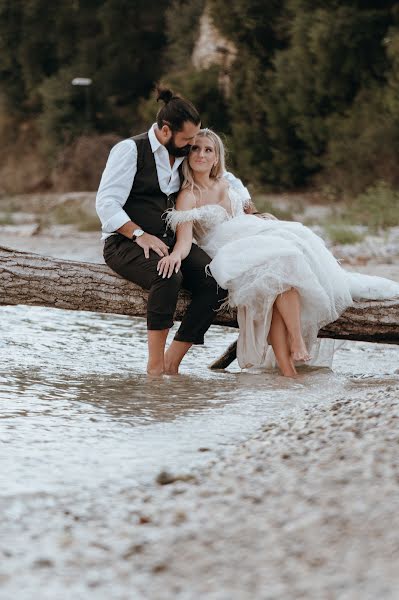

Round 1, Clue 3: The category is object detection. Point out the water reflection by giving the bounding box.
[0,305,397,497]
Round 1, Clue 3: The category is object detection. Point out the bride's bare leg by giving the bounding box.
[267,306,297,377]
[275,289,310,362]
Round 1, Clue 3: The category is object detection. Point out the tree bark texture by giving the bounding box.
[1,246,398,346]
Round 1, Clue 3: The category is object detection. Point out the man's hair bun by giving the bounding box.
[155,85,200,132]
[156,86,176,104]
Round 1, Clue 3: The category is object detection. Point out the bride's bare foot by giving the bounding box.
[289,335,311,363]
[279,358,298,378]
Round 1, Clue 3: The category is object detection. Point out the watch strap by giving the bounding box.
[131,228,144,241]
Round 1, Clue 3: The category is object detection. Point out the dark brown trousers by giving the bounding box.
[103,234,226,344]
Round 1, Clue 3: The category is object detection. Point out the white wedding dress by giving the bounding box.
[166,185,399,370]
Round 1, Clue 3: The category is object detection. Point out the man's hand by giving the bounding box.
[244,202,278,220]
[255,212,278,220]
[135,233,169,258]
[157,252,182,279]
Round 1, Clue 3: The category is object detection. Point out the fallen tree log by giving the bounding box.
[0,245,238,326]
[1,246,398,368]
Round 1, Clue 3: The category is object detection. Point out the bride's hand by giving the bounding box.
[157,252,182,279]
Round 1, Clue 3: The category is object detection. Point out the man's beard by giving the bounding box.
[165,135,191,157]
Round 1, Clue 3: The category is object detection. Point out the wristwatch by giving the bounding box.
[131,228,145,241]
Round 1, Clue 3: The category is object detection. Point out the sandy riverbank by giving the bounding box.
[1,380,398,599]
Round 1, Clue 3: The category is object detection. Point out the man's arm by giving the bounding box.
[96,139,169,257]
[96,139,138,235]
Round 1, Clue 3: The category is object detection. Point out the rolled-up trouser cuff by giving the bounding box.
[147,315,174,331]
[173,331,204,345]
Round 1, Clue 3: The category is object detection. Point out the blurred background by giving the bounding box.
[0,0,399,249]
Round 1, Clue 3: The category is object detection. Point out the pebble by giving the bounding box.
[156,470,196,486]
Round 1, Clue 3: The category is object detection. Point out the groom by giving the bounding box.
[96,87,227,375]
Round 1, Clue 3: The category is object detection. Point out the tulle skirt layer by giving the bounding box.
[203,215,399,369]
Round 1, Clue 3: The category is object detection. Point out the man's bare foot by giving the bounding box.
[164,359,179,375]
[289,336,311,363]
[147,362,164,376]
[164,341,191,375]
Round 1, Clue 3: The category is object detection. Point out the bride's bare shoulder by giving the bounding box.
[176,187,197,210]
[218,177,229,190]
[217,176,230,201]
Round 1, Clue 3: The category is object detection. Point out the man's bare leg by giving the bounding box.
[164,340,193,375]
[147,329,169,375]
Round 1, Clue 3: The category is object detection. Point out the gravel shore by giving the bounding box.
[2,379,399,600]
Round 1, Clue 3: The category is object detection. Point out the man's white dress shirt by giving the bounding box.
[96,124,251,241]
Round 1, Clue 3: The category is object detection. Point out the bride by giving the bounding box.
[158,129,399,377]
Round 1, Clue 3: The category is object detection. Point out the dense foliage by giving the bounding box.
[209,0,399,192]
[1,0,399,193]
[0,0,169,144]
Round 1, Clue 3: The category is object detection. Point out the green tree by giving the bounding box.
[266,1,396,179]
[0,0,171,143]
[165,0,205,71]
[0,0,25,112]
[209,0,399,188]
[208,0,286,184]
[139,0,228,140]
[98,0,169,107]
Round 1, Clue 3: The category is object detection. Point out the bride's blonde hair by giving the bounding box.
[182,128,226,193]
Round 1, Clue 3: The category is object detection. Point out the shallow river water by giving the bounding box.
[1,305,398,500]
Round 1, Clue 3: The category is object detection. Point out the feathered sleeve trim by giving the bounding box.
[163,208,198,232]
